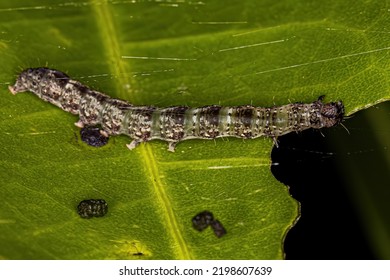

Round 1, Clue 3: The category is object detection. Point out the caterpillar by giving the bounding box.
[9,67,345,152]
[77,199,108,218]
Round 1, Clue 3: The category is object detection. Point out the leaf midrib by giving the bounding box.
[91,0,192,259]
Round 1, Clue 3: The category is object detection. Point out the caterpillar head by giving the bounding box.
[9,67,69,93]
[9,67,70,107]
[8,67,79,114]
[321,101,345,127]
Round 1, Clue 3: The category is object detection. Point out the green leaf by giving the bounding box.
[0,0,389,259]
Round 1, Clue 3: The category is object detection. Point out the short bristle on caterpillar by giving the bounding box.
[9,67,345,152]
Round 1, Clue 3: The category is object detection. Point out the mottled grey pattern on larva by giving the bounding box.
[9,67,345,152]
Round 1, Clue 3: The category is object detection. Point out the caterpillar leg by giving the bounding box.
[99,130,109,138]
[126,139,142,150]
[8,85,17,95]
[74,120,85,128]
[272,137,279,148]
[168,142,177,153]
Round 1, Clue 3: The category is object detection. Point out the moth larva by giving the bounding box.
[9,67,345,152]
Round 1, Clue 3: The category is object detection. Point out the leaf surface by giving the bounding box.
[0,0,389,259]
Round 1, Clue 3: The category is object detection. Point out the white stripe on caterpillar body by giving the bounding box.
[9,67,344,152]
